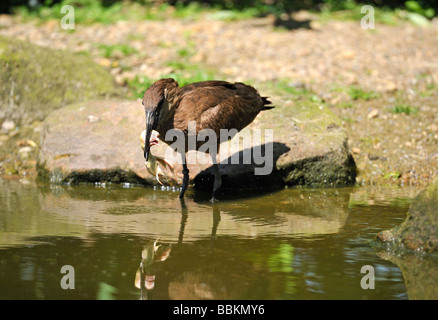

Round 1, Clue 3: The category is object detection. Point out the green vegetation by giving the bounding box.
[125,76,156,100]
[11,0,437,26]
[16,0,139,24]
[405,0,435,18]
[98,43,139,59]
[339,101,355,109]
[14,0,262,24]
[383,171,401,179]
[390,104,418,115]
[360,136,380,145]
[262,79,332,106]
[265,79,309,96]
[328,85,380,103]
[318,0,435,25]
[347,86,380,101]
[126,62,218,99]
[318,4,401,26]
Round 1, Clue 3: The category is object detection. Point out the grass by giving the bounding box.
[338,101,355,109]
[360,136,380,145]
[390,104,418,115]
[17,0,135,24]
[15,1,262,25]
[204,8,262,21]
[347,86,380,101]
[15,0,436,27]
[426,82,436,90]
[264,79,310,96]
[329,85,379,102]
[316,1,435,26]
[418,85,436,97]
[125,75,156,100]
[317,5,402,26]
[383,171,401,179]
[125,60,218,99]
[97,44,138,59]
[256,78,334,112]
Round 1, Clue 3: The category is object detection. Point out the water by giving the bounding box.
[0,179,426,300]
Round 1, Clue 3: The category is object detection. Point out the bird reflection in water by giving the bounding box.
[135,239,171,300]
[135,199,222,299]
[178,198,221,244]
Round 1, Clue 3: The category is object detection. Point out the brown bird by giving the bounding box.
[142,78,274,200]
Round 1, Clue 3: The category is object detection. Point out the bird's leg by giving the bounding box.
[178,198,188,244]
[179,153,189,199]
[211,203,221,238]
[211,162,222,202]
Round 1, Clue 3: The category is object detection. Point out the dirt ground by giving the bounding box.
[0,12,437,187]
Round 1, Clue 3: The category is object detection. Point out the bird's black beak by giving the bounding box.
[144,110,156,161]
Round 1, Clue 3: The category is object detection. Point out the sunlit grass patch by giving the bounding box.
[264,79,309,96]
[316,1,435,26]
[383,171,401,179]
[390,104,418,115]
[15,0,263,25]
[97,44,138,59]
[338,101,355,109]
[347,86,380,101]
[125,63,218,99]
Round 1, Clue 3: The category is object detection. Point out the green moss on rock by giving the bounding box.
[0,35,118,124]
[376,178,438,255]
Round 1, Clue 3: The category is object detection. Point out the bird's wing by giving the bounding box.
[175,83,265,134]
[179,81,237,95]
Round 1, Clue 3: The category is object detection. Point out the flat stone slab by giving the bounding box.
[37,98,356,190]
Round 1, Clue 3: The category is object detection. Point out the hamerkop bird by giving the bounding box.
[142,78,274,200]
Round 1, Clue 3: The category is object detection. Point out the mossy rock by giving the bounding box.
[195,99,357,190]
[38,98,357,191]
[0,35,118,124]
[376,178,438,254]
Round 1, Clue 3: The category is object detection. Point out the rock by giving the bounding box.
[428,124,438,132]
[352,147,361,154]
[87,115,100,123]
[367,109,379,119]
[19,146,32,153]
[196,100,356,191]
[1,120,15,132]
[37,100,148,185]
[37,98,356,191]
[0,35,119,125]
[385,81,397,92]
[376,178,438,254]
[376,251,438,300]
[18,146,32,160]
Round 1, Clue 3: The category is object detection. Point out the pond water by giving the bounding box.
[0,179,425,300]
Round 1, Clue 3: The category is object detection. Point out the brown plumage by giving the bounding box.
[142,78,274,200]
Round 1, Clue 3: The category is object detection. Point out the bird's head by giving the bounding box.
[142,78,178,161]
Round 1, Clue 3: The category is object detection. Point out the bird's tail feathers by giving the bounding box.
[261,97,275,110]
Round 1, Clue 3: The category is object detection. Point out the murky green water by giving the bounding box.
[0,179,426,300]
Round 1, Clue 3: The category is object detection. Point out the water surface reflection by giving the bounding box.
[0,180,423,299]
